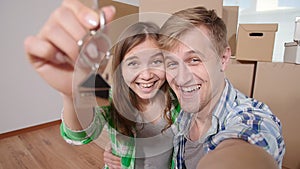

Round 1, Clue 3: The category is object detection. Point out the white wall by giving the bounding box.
[239,9,300,62]
[0,0,62,134]
[224,0,300,62]
[1,0,299,133]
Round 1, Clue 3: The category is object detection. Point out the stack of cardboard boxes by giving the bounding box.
[284,17,300,64]
[226,7,300,169]
[252,62,300,169]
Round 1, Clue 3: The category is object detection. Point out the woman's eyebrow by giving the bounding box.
[164,54,175,61]
[124,55,139,62]
[150,52,163,58]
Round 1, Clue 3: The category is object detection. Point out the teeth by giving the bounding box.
[181,85,201,93]
[140,83,154,88]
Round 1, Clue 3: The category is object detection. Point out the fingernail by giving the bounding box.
[55,52,67,63]
[55,52,74,65]
[85,14,98,26]
[86,43,98,59]
[108,5,116,13]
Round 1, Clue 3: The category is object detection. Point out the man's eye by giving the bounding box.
[189,57,202,65]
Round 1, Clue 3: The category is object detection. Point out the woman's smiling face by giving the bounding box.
[121,38,165,100]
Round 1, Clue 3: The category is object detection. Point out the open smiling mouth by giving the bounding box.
[137,81,158,89]
[180,84,201,93]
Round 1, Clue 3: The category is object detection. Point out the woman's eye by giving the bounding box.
[166,61,178,69]
[127,61,138,67]
[152,59,163,65]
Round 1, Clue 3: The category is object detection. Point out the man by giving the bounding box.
[104,6,285,169]
[158,6,285,169]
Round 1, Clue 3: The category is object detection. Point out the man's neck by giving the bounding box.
[188,82,225,141]
[188,105,213,141]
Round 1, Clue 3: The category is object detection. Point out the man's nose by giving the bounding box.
[175,64,193,85]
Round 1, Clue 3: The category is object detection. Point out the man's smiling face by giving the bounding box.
[164,26,225,113]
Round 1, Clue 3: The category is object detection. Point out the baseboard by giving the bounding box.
[0,120,61,139]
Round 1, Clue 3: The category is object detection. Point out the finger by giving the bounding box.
[100,5,116,24]
[39,21,78,62]
[105,160,122,169]
[24,36,56,61]
[62,0,100,29]
[103,151,121,166]
[24,36,65,67]
[25,35,73,65]
[104,143,112,151]
[54,6,87,43]
[103,150,121,163]
[109,164,122,169]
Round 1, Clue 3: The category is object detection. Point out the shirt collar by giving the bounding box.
[212,78,237,123]
[191,79,237,142]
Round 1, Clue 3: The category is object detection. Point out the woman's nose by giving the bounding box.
[139,69,154,80]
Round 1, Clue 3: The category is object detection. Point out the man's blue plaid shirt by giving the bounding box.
[171,79,285,169]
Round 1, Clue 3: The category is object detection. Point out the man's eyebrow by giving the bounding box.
[186,50,196,55]
[181,50,195,59]
[162,49,207,61]
[185,50,206,59]
[163,50,200,61]
[186,50,202,56]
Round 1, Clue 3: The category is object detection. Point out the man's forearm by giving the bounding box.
[197,139,279,169]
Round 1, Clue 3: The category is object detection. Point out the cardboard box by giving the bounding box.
[283,42,300,64]
[225,58,255,97]
[253,62,300,169]
[139,0,223,27]
[101,0,138,20]
[236,24,278,62]
[222,6,239,56]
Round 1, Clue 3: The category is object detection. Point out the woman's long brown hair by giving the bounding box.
[108,22,173,136]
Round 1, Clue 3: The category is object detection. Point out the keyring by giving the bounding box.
[76,9,111,71]
[77,10,106,49]
[73,8,112,100]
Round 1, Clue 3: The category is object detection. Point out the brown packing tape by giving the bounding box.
[240,24,278,32]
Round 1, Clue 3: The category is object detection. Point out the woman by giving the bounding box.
[59,22,181,169]
[24,1,180,167]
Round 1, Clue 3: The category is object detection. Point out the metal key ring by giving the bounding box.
[77,10,106,48]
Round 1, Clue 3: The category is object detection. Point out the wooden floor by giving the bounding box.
[0,124,109,169]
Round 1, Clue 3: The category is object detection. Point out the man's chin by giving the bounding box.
[181,104,200,114]
[178,96,201,113]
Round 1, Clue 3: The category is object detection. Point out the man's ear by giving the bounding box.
[220,46,231,72]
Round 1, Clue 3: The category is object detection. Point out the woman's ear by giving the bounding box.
[220,46,231,72]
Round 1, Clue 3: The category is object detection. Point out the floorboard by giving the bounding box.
[0,125,106,169]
